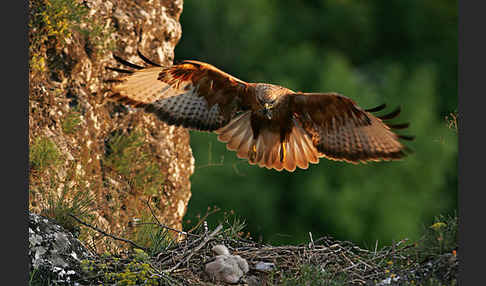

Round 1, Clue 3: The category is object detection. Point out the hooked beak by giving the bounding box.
[263,103,273,120]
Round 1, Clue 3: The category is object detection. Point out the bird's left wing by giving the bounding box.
[289,92,413,163]
[106,53,252,131]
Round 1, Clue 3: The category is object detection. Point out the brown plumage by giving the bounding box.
[106,51,414,172]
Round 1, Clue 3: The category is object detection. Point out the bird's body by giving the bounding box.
[106,52,413,172]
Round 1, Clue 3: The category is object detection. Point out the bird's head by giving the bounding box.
[255,84,286,120]
[262,101,275,120]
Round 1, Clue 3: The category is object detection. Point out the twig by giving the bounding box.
[135,222,201,238]
[187,207,221,233]
[196,141,225,170]
[69,213,147,251]
[144,199,200,238]
[308,232,315,249]
[146,198,162,225]
[167,224,223,273]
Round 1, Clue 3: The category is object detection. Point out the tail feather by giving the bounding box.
[291,119,320,165]
[216,112,251,147]
[216,112,321,172]
[261,131,280,169]
[236,133,253,159]
[254,135,266,165]
[227,124,250,151]
[283,140,297,172]
[290,132,307,169]
[269,143,284,171]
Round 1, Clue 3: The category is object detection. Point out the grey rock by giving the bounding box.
[255,261,275,271]
[29,212,94,284]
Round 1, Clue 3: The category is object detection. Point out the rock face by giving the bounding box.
[29,212,93,284]
[29,0,193,251]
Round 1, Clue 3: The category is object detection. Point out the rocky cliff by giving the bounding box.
[29,0,193,251]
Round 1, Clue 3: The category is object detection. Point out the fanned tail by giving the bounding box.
[216,114,320,172]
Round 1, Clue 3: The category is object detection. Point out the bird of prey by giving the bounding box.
[106,51,413,172]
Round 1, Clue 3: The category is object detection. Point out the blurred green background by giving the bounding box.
[174,0,457,248]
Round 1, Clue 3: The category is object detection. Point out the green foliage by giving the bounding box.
[29,137,61,171]
[29,268,51,286]
[39,0,87,38]
[29,0,116,73]
[104,131,165,195]
[421,277,458,286]
[133,163,166,196]
[219,210,248,240]
[132,223,176,257]
[105,131,146,175]
[446,111,458,133]
[416,213,458,260]
[29,0,86,72]
[371,212,458,285]
[79,18,117,57]
[80,255,174,286]
[278,264,346,286]
[61,108,82,134]
[40,181,95,236]
[177,0,458,248]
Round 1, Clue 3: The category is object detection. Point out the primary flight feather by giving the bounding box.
[106,51,413,172]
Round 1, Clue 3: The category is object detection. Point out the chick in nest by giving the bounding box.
[205,244,249,283]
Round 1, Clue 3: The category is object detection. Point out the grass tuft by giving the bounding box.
[132,221,176,257]
[279,264,346,286]
[446,111,458,132]
[220,210,249,240]
[104,130,165,195]
[62,108,82,134]
[29,137,61,172]
[415,213,458,260]
[40,183,95,236]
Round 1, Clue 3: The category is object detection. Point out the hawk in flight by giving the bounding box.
[106,51,413,172]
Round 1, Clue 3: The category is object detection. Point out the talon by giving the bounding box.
[280,142,286,162]
[249,144,257,162]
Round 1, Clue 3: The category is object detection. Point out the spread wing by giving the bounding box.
[106,53,413,171]
[290,92,413,164]
[106,52,253,131]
